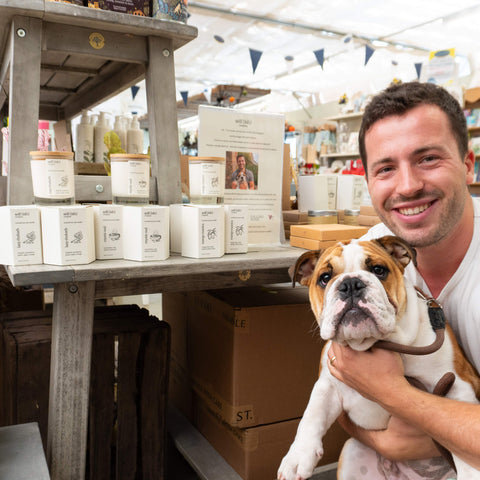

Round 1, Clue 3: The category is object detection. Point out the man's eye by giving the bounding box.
[318,272,332,288]
[371,265,388,280]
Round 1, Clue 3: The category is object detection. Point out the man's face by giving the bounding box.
[365,104,475,248]
[237,156,246,170]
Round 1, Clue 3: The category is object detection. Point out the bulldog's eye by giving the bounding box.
[318,272,332,288]
[371,264,388,280]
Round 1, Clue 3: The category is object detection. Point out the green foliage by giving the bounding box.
[103,131,126,175]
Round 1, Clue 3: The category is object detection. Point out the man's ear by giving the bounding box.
[289,250,323,287]
[374,235,417,268]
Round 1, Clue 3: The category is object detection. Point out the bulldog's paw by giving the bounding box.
[277,442,323,480]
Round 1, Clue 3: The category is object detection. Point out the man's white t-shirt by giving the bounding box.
[362,197,480,371]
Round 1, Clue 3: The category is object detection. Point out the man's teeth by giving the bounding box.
[398,203,431,216]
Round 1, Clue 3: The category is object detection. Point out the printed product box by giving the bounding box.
[47,0,85,5]
[336,175,365,210]
[181,205,225,259]
[194,397,348,480]
[298,174,337,212]
[40,205,95,266]
[87,0,150,15]
[183,286,324,428]
[224,205,248,254]
[0,206,43,266]
[92,205,123,260]
[169,204,183,254]
[123,206,169,261]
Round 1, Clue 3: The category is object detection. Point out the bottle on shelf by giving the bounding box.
[75,110,94,163]
[127,114,144,154]
[113,115,127,150]
[94,111,111,164]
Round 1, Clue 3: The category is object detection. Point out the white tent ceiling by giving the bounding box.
[171,0,480,114]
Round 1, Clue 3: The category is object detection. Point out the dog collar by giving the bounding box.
[374,288,446,356]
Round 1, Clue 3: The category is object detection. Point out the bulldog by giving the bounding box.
[278,236,480,480]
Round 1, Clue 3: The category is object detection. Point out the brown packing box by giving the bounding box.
[184,286,323,428]
[358,214,381,227]
[290,223,368,241]
[290,236,338,250]
[283,210,308,222]
[194,397,349,480]
[359,205,377,216]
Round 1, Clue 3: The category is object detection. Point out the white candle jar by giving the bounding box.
[110,154,150,205]
[30,151,75,205]
[188,156,225,205]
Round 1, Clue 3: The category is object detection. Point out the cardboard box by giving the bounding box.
[87,0,150,15]
[185,286,323,427]
[224,205,248,254]
[0,206,43,266]
[336,175,364,210]
[40,205,95,265]
[194,398,349,480]
[123,206,169,261]
[92,205,123,260]
[359,205,377,216]
[290,224,368,242]
[298,175,337,212]
[290,236,337,250]
[358,214,381,227]
[282,210,308,223]
[181,205,225,259]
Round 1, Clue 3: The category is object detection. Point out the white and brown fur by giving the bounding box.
[278,236,480,480]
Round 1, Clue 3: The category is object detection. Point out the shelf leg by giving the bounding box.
[47,281,95,480]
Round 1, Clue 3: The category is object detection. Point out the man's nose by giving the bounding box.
[396,165,424,196]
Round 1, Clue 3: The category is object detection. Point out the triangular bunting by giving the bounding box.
[365,45,375,66]
[314,49,325,69]
[249,48,263,74]
[180,91,189,107]
[415,62,423,79]
[131,85,140,100]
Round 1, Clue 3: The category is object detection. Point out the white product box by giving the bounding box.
[181,205,225,259]
[336,175,365,210]
[123,206,169,261]
[0,206,43,266]
[40,205,95,266]
[298,174,337,212]
[224,205,248,254]
[92,205,123,260]
[169,204,184,254]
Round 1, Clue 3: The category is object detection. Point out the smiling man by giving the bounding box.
[327,82,480,479]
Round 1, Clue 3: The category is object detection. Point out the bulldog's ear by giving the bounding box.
[289,250,322,287]
[374,235,417,268]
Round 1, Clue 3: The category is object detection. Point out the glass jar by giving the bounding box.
[188,156,225,204]
[307,210,338,224]
[110,154,150,205]
[30,151,75,205]
[344,209,360,225]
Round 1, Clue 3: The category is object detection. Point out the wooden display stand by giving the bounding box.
[0,304,170,480]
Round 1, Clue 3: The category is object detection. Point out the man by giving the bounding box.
[231,154,255,189]
[327,82,480,477]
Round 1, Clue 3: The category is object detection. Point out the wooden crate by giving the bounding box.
[0,304,170,480]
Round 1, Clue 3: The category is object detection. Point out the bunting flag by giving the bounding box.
[180,91,189,107]
[131,85,140,100]
[314,48,325,69]
[415,62,423,79]
[249,48,263,74]
[365,45,375,66]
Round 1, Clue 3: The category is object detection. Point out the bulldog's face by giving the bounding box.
[290,236,416,351]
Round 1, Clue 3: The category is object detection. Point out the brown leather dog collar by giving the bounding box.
[374,288,446,356]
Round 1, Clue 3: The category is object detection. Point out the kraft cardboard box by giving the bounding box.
[184,286,324,428]
[290,224,368,242]
[194,397,349,480]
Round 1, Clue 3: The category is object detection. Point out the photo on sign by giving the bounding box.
[225,151,259,190]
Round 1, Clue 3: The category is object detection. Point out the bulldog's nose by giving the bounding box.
[338,276,366,300]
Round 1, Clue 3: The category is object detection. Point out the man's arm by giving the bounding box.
[328,343,480,469]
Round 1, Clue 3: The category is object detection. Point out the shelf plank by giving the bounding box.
[167,406,242,480]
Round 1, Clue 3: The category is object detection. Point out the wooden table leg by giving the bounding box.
[47,281,95,480]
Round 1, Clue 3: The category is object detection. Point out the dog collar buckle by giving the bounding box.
[427,299,446,331]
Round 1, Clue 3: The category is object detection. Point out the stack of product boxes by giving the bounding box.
[164,285,349,480]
